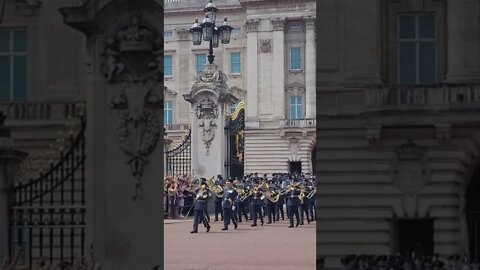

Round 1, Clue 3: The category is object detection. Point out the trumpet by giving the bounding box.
[239,189,252,202]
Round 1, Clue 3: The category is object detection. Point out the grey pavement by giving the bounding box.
[164,218,316,270]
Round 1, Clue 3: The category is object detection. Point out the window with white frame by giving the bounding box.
[398,14,436,85]
[289,96,303,119]
[0,28,27,101]
[289,47,302,71]
[230,52,241,74]
[231,28,241,37]
[164,31,174,39]
[164,100,173,125]
[195,53,206,72]
[164,55,173,77]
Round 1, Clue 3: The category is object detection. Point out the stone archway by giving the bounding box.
[466,167,480,262]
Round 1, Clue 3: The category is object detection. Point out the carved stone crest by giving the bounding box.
[259,39,272,53]
[199,120,217,156]
[391,140,431,196]
[289,137,300,160]
[195,97,218,119]
[100,13,162,201]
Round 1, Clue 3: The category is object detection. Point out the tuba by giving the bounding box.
[195,184,208,200]
[207,176,224,197]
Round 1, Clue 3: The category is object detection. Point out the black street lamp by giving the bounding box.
[189,0,233,64]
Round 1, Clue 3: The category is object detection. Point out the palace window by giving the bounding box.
[289,96,303,119]
[164,55,173,77]
[0,28,27,101]
[164,100,173,125]
[230,52,241,74]
[164,31,174,40]
[195,53,206,72]
[398,14,436,85]
[231,28,241,37]
[290,47,302,71]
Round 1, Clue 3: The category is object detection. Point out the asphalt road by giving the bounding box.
[164,217,316,270]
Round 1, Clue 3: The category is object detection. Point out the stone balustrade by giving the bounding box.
[0,101,84,121]
[365,84,480,112]
[279,118,316,128]
[164,124,191,131]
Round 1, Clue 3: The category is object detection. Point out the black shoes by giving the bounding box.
[190,231,197,234]
[206,225,210,232]
[251,224,257,227]
[288,225,294,228]
[267,222,272,224]
[221,227,228,231]
[234,223,238,229]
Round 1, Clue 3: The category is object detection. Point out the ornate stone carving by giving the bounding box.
[195,97,218,119]
[100,13,162,201]
[289,137,300,160]
[259,39,272,53]
[245,19,260,32]
[199,120,217,156]
[391,140,431,196]
[366,125,382,146]
[303,16,315,30]
[176,29,190,40]
[15,0,42,17]
[271,18,285,31]
[435,123,452,143]
[186,64,229,99]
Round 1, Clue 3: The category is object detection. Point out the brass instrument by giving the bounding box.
[306,187,316,199]
[207,176,224,197]
[265,190,280,203]
[195,184,208,200]
[239,189,252,202]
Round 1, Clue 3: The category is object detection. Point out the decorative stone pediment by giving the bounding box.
[303,16,315,30]
[15,0,42,17]
[285,82,305,95]
[176,29,190,40]
[259,39,272,53]
[164,86,177,99]
[229,86,246,98]
[391,140,431,196]
[270,18,285,31]
[245,19,260,32]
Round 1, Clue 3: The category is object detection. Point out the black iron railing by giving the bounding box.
[8,116,86,269]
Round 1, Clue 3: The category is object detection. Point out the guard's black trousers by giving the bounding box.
[251,204,264,225]
[193,209,209,232]
[236,202,248,222]
[223,207,237,229]
[276,203,284,220]
[287,205,300,227]
[267,204,276,223]
[215,201,223,220]
[300,203,310,224]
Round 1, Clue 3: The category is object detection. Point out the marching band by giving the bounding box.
[175,172,316,233]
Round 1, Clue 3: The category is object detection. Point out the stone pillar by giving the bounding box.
[60,3,163,269]
[271,18,286,120]
[304,16,316,119]
[184,63,233,179]
[446,0,480,82]
[0,121,27,261]
[245,19,259,128]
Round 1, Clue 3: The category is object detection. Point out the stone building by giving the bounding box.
[317,0,480,267]
[164,0,316,176]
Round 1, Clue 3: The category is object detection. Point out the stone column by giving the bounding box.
[446,0,480,82]
[0,122,27,261]
[60,4,163,269]
[183,63,233,179]
[245,19,259,128]
[304,16,316,119]
[271,18,286,120]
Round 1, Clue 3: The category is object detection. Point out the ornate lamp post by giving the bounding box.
[190,0,233,64]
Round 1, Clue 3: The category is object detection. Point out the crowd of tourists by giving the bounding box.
[317,253,479,270]
[164,172,317,231]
